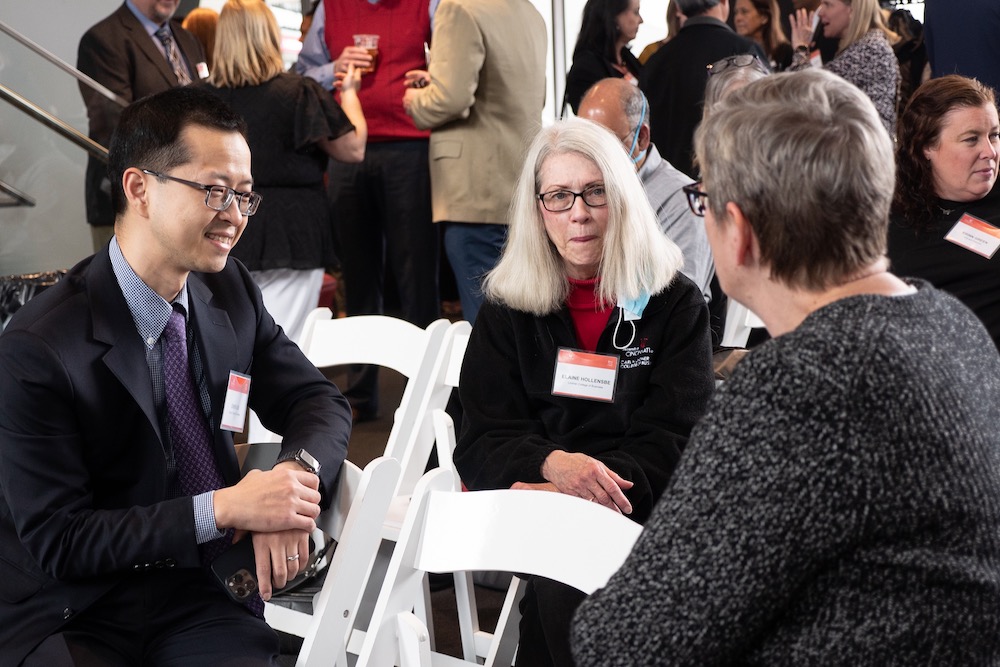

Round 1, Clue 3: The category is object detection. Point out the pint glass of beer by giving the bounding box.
[352,34,379,74]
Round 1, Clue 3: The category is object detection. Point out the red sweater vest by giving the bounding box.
[324,0,432,142]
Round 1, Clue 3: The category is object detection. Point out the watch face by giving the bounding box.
[282,449,320,474]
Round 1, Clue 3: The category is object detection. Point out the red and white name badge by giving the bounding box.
[944,213,1000,259]
[551,348,619,403]
[221,371,251,432]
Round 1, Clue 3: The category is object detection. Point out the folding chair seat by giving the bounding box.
[354,468,643,667]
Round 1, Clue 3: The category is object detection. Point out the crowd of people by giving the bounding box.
[0,0,999,663]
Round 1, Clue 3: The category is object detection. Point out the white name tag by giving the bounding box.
[551,348,619,403]
[944,213,1000,259]
[220,371,251,432]
[196,61,210,79]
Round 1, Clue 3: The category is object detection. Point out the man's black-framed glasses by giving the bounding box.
[141,169,262,216]
[537,184,608,212]
[682,182,710,217]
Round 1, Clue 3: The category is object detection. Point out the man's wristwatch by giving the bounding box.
[275,449,321,474]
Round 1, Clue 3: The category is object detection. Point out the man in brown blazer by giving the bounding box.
[77,0,207,252]
[403,0,546,323]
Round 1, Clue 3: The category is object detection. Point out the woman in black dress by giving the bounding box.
[205,0,366,343]
[565,0,644,114]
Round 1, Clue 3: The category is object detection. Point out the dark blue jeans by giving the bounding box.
[442,221,507,324]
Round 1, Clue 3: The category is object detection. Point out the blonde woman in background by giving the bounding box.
[204,0,366,342]
[789,0,900,133]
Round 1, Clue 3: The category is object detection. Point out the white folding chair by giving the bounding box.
[354,468,643,667]
[721,298,765,348]
[346,320,473,656]
[431,409,525,667]
[258,455,401,667]
[246,306,335,444]
[270,313,461,656]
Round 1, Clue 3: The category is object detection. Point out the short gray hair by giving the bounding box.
[484,118,683,315]
[622,85,649,131]
[693,69,895,290]
[702,58,770,119]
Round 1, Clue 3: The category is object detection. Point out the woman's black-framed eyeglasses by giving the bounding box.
[537,184,608,212]
[141,169,262,216]
[706,54,770,77]
[682,182,710,217]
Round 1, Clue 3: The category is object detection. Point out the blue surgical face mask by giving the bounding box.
[627,95,648,165]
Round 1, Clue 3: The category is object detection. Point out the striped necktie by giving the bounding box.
[155,26,192,86]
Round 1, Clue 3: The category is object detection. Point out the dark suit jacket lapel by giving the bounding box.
[88,249,164,445]
[114,3,180,88]
[187,275,242,484]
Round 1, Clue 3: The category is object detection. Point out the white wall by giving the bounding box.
[0,1,121,276]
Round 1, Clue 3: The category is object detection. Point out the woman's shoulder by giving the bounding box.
[852,29,896,59]
[569,47,609,71]
[644,273,707,316]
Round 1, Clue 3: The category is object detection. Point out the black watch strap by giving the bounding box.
[275,448,321,474]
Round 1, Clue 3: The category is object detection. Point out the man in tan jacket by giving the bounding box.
[403,0,546,323]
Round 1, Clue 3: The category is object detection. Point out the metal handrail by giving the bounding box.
[0,83,109,162]
[0,180,35,208]
[0,19,128,108]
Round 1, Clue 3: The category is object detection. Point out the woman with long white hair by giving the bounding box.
[454,117,714,666]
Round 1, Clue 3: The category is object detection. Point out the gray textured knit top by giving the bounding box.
[572,282,1000,666]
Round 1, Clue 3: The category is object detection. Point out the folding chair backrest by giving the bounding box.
[355,468,643,667]
[302,314,451,496]
[721,298,765,348]
[265,456,401,667]
[396,320,472,494]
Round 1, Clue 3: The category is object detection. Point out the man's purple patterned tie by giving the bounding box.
[162,308,264,617]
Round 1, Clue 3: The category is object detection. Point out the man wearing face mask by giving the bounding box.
[578,78,714,303]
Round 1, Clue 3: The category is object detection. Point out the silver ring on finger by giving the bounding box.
[286,553,300,562]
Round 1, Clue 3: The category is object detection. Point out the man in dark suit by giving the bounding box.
[639,0,765,179]
[0,87,351,666]
[925,0,1000,93]
[78,0,207,252]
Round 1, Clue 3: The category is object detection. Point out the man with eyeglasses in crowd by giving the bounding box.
[0,87,351,666]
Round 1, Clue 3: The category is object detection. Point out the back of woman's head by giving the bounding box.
[894,75,997,228]
[209,0,285,88]
[484,118,681,315]
[576,0,630,63]
[695,69,895,291]
[839,0,891,51]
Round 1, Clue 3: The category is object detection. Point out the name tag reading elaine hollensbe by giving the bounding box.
[551,348,619,403]
[944,213,1000,259]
